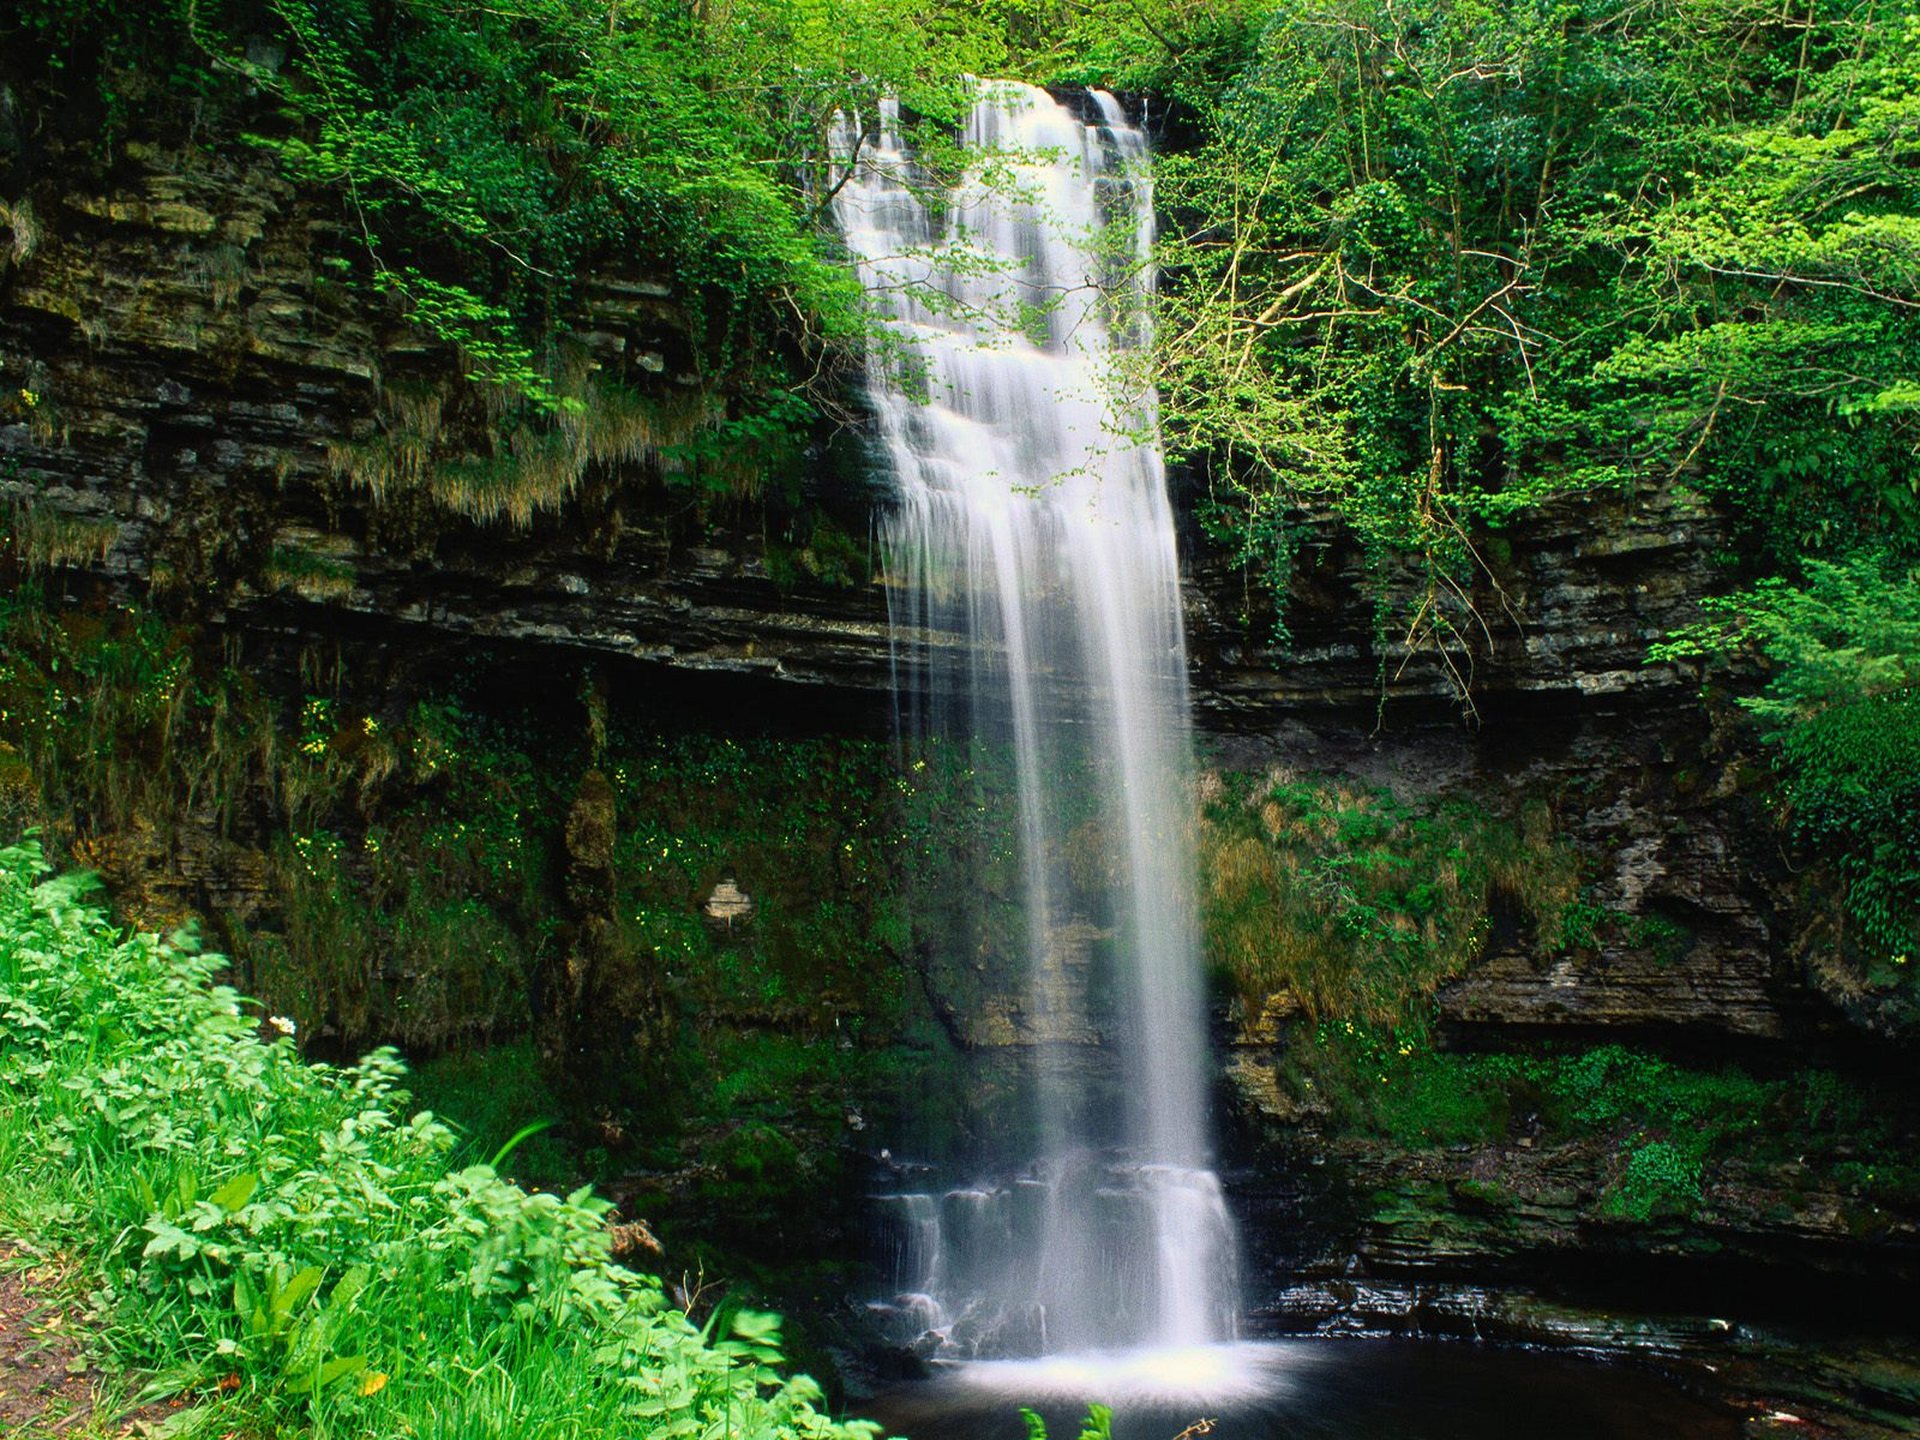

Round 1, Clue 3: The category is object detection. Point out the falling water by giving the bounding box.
[832,83,1238,1358]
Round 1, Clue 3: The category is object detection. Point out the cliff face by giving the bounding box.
[1,136,1780,1022]
[0,136,895,695]
[5,126,1912,1337]
[0,135,1741,719]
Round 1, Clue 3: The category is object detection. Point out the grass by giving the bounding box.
[403,1040,588,1190]
[1201,769,1581,1023]
[0,840,876,1440]
[326,375,715,530]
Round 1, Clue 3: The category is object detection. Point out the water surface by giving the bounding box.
[860,1339,1739,1440]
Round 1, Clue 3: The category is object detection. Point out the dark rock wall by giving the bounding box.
[6,126,1911,1332]
[0,138,892,697]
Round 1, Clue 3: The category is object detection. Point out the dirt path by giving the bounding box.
[0,1247,97,1436]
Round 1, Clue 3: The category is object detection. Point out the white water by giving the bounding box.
[832,83,1238,1358]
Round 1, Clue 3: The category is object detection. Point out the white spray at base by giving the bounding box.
[831,82,1238,1358]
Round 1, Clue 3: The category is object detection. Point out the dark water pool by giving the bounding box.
[858,1340,1740,1440]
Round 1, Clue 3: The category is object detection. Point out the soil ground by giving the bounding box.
[0,1247,191,1439]
[0,1246,99,1437]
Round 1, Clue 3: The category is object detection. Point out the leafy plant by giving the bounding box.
[1655,554,1920,967]
[0,839,880,1438]
[1021,1403,1115,1440]
[230,1262,372,1397]
[1603,1138,1704,1223]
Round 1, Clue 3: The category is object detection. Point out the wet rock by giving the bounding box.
[702,878,755,933]
[1253,1280,1920,1440]
[538,769,669,1106]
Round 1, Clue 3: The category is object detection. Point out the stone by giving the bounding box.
[703,879,754,932]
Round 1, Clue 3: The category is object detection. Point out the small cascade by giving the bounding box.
[868,1162,1239,1359]
[833,81,1239,1358]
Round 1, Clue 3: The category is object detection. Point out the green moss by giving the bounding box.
[0,585,271,865]
[1202,771,1581,1023]
[1292,1019,1525,1146]
[1451,1177,1508,1210]
[1294,1030,1905,1223]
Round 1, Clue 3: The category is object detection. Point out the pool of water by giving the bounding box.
[857,1339,1740,1440]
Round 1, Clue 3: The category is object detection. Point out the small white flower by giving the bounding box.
[268,1014,297,1037]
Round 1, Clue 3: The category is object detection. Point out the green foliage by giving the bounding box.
[1044,0,1919,675]
[404,1040,581,1188]
[0,583,978,1245]
[1293,1030,1897,1222]
[1656,554,1920,967]
[1298,1018,1525,1146]
[0,586,274,861]
[230,1262,372,1397]
[0,587,564,1053]
[256,699,553,1051]
[1194,767,1848,1222]
[6,0,1021,456]
[1020,1403,1115,1440]
[8,0,1915,670]
[1604,1139,1705,1223]
[0,840,875,1439]
[1202,770,1580,1021]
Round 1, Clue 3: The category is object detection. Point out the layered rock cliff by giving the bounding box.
[5,115,1915,1395]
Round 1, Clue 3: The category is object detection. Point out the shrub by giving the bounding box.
[1655,555,1920,973]
[0,840,874,1439]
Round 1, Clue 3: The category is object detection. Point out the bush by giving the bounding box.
[1656,555,1920,971]
[0,840,874,1439]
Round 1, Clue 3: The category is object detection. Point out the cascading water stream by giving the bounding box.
[832,83,1238,1360]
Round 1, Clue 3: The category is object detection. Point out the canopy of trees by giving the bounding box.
[4,0,1915,956]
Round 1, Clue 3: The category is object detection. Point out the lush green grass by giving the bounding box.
[0,841,875,1439]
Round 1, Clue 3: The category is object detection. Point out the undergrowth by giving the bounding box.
[1291,1026,1915,1223]
[1201,769,1580,1022]
[0,840,875,1439]
[1206,766,1916,1225]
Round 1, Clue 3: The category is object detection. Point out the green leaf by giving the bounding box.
[272,1266,325,1320]
[208,1171,259,1213]
[328,1264,369,1314]
[488,1118,556,1171]
[287,1352,366,1394]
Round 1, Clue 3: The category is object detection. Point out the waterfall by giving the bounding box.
[834,83,1238,1357]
